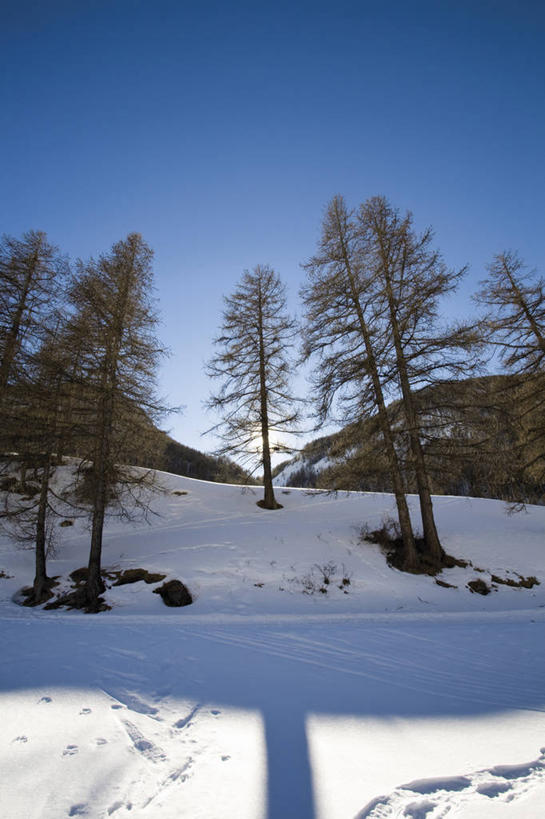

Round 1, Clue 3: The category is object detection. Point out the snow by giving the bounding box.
[272,454,335,486]
[272,457,306,486]
[1,468,544,818]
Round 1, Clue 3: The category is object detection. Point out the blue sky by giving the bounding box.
[2,0,544,455]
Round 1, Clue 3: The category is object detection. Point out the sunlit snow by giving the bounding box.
[1,467,544,818]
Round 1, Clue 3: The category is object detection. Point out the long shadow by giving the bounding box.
[264,706,315,818]
[1,614,544,818]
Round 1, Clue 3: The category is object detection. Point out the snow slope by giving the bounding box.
[1,469,544,818]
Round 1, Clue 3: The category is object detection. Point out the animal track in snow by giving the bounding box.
[68,804,88,816]
[12,735,28,743]
[107,800,131,815]
[79,708,91,715]
[62,745,79,757]
[95,737,108,746]
[39,696,52,704]
[357,746,545,818]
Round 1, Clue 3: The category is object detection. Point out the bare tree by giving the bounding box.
[355,196,478,564]
[65,233,167,610]
[0,231,67,487]
[0,321,74,604]
[0,230,67,392]
[301,196,419,570]
[302,195,478,571]
[476,251,545,497]
[0,232,70,602]
[206,265,298,510]
[477,251,545,373]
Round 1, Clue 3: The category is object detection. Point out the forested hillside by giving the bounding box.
[130,429,253,484]
[274,374,545,505]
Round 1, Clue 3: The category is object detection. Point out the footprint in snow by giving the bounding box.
[39,696,52,704]
[110,704,124,710]
[356,746,545,818]
[476,782,513,798]
[62,745,79,757]
[221,755,231,762]
[210,709,221,716]
[79,708,92,715]
[122,719,166,762]
[68,804,88,816]
[12,735,29,743]
[107,800,129,815]
[95,738,108,746]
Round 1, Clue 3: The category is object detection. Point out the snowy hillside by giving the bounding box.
[1,469,544,818]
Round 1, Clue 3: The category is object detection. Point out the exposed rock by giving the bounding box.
[43,587,110,613]
[491,573,540,589]
[467,578,491,595]
[153,579,193,607]
[436,579,457,589]
[111,568,166,586]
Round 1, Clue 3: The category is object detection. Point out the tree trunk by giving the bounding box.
[358,331,418,570]
[84,389,111,607]
[257,283,279,510]
[32,453,52,603]
[381,260,444,563]
[87,499,106,602]
[84,251,135,608]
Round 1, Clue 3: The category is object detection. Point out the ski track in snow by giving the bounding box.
[191,625,545,712]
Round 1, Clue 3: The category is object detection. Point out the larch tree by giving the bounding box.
[0,230,67,392]
[302,195,478,571]
[0,231,67,469]
[355,196,478,566]
[65,233,167,610]
[301,195,419,570]
[476,251,545,373]
[206,265,298,510]
[0,231,70,603]
[476,251,545,497]
[1,320,75,605]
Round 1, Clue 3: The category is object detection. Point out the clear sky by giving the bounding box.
[2,0,544,456]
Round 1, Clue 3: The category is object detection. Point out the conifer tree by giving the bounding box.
[206,265,298,510]
[356,196,477,564]
[1,321,74,604]
[0,230,67,468]
[65,233,166,609]
[476,251,545,496]
[301,196,419,570]
[0,230,66,392]
[302,196,477,570]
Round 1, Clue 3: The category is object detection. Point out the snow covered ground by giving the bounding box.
[1,469,544,818]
